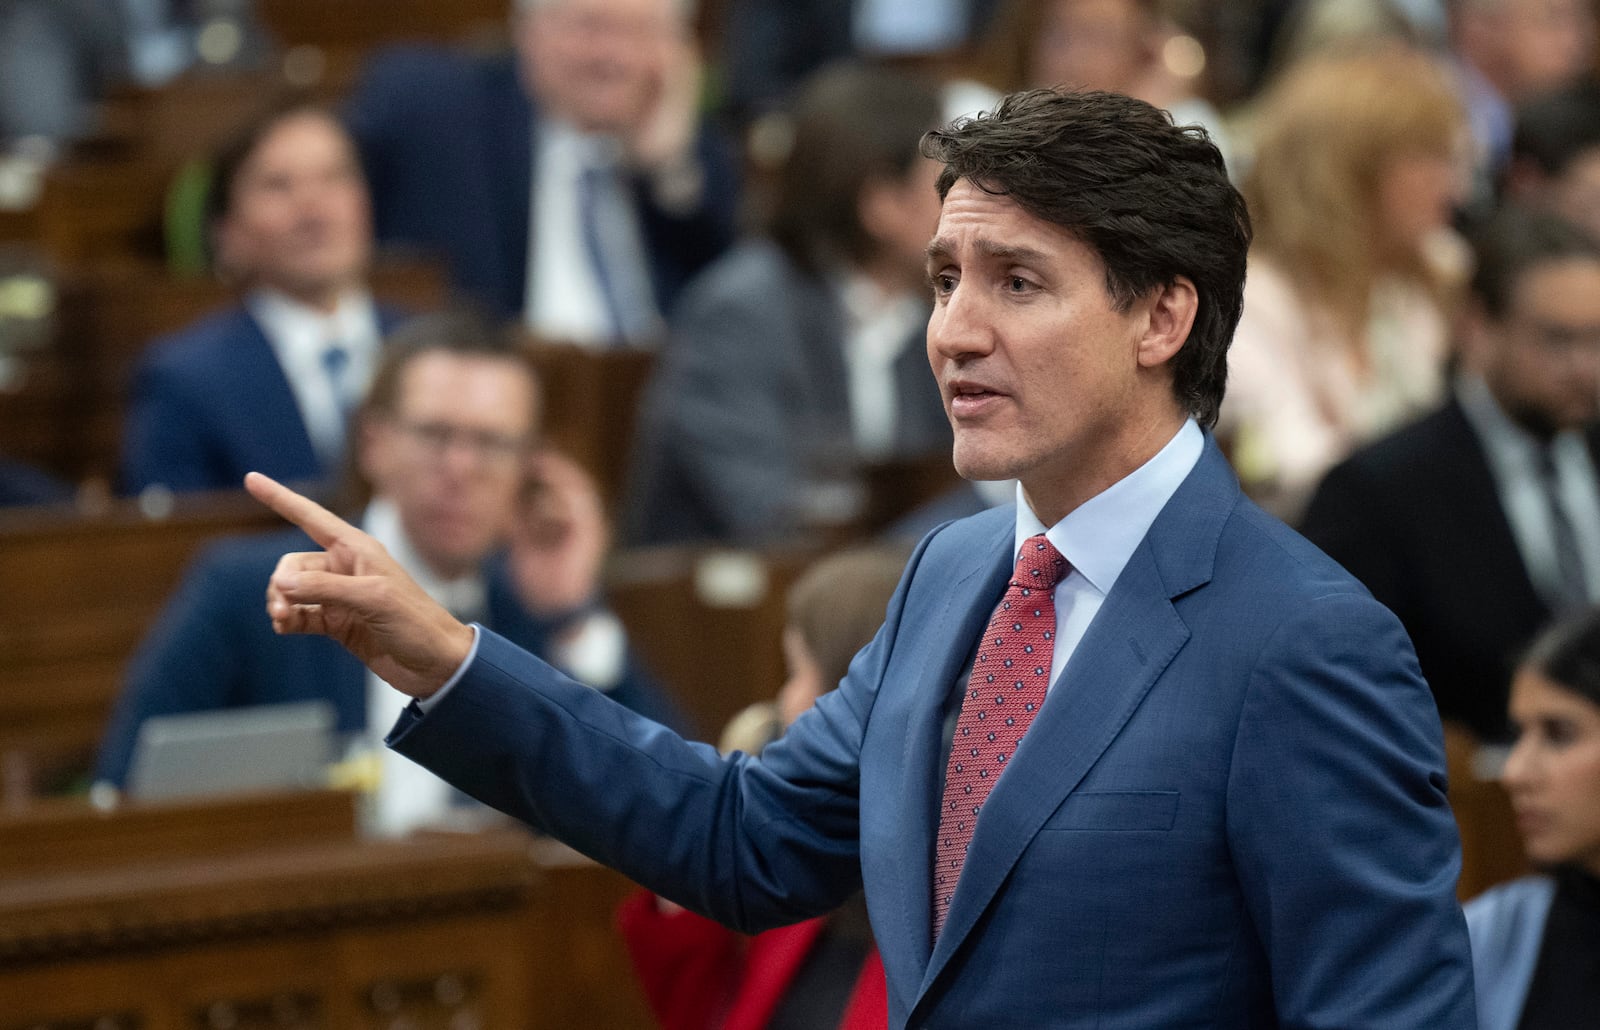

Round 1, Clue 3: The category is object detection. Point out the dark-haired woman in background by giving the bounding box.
[1467,608,1600,1029]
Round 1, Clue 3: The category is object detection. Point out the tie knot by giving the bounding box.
[1014,534,1068,590]
[322,342,350,377]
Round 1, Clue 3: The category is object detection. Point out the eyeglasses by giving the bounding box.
[1513,319,1600,362]
[392,419,531,466]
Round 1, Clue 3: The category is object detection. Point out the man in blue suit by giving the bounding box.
[121,102,406,495]
[245,90,1476,1025]
[101,313,683,833]
[345,0,738,342]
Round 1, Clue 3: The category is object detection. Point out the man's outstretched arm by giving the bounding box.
[242,471,895,931]
[246,471,474,697]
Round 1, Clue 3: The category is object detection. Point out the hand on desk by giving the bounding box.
[244,471,473,699]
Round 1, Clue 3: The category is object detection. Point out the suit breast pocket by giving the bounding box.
[1043,790,1180,832]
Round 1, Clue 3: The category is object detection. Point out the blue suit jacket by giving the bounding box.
[119,304,406,495]
[391,438,1476,1027]
[96,527,685,787]
[345,47,739,320]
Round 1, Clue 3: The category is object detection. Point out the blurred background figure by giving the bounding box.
[0,0,269,148]
[719,0,1002,128]
[99,312,685,832]
[1466,607,1600,1030]
[623,61,952,546]
[1447,0,1596,209]
[1303,207,1600,743]
[1506,78,1600,243]
[1220,45,1467,522]
[618,544,909,1030]
[346,0,739,345]
[120,100,402,495]
[975,0,1233,170]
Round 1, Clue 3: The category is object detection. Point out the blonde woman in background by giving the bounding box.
[1221,46,1468,522]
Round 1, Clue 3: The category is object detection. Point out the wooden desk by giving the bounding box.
[1445,726,1528,901]
[0,492,284,796]
[527,341,655,509]
[0,791,655,1029]
[0,791,536,1027]
[607,545,819,741]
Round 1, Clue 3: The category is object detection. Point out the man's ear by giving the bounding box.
[1136,275,1199,369]
[356,415,390,491]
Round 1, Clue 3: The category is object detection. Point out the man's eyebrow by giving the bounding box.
[924,237,1054,265]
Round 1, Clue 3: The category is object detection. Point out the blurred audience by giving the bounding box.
[1507,78,1600,243]
[617,544,908,1030]
[0,454,71,506]
[0,0,270,148]
[346,0,738,344]
[1220,46,1466,521]
[720,0,1001,127]
[120,100,404,496]
[976,0,1234,170]
[98,312,685,832]
[1303,207,1600,742]
[1448,0,1596,206]
[623,62,950,546]
[1466,607,1600,1030]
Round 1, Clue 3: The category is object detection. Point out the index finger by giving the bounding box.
[244,471,357,548]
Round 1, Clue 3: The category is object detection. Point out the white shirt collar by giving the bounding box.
[249,287,380,360]
[1014,419,1205,595]
[363,497,487,622]
[247,286,381,462]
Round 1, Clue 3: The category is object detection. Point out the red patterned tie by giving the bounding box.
[932,533,1068,938]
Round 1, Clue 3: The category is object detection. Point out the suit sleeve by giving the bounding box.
[1225,590,1476,1029]
[388,528,932,932]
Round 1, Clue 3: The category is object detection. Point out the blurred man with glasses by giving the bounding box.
[1305,207,1600,744]
[97,312,684,829]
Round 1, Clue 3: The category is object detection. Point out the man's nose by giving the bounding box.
[928,283,992,362]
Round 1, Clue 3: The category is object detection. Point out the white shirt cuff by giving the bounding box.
[415,623,483,713]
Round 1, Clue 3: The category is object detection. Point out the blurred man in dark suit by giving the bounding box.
[101,312,684,831]
[346,0,738,343]
[1304,207,1600,741]
[121,101,406,495]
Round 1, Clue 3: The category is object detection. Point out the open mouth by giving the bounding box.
[948,380,1005,417]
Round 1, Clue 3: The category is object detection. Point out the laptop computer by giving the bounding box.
[125,700,337,802]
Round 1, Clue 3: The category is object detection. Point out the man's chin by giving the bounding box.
[951,445,1019,484]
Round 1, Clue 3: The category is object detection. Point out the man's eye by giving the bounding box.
[1007,277,1032,292]
[929,273,956,294]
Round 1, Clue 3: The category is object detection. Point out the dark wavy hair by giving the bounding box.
[1523,608,1600,709]
[920,88,1250,427]
[768,61,942,274]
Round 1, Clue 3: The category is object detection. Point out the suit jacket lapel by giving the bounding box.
[484,63,534,317]
[872,522,1013,999]
[237,310,321,474]
[915,438,1237,1002]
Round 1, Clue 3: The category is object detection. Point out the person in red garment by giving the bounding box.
[616,546,909,1030]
